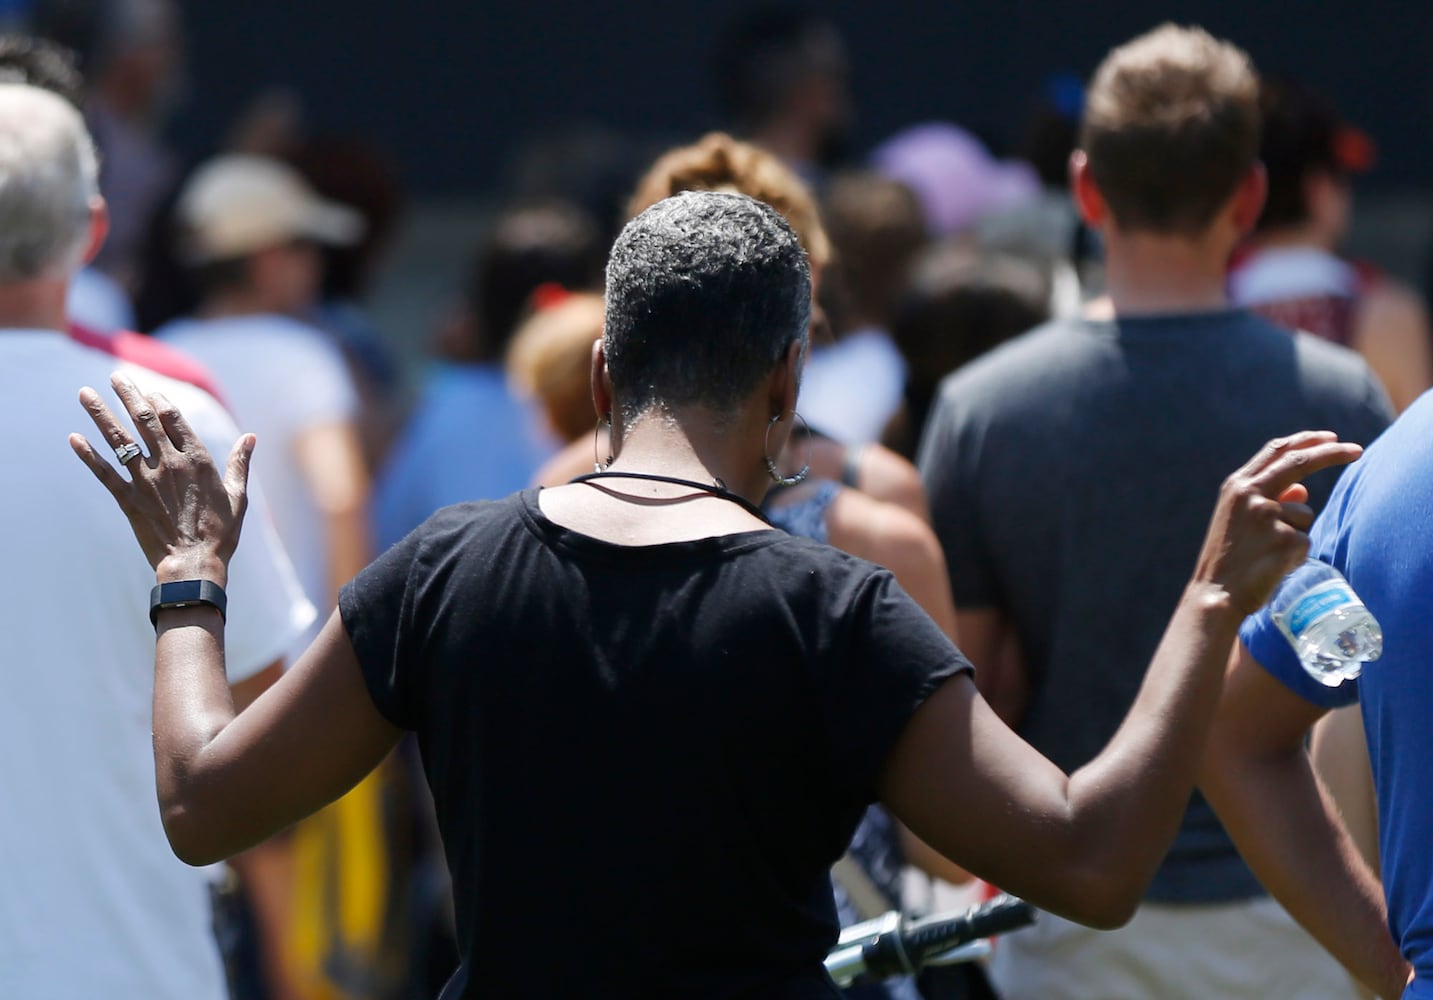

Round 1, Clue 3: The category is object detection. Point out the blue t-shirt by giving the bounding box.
[373,362,559,550]
[1241,390,1433,992]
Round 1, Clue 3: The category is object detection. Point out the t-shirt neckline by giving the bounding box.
[517,487,784,562]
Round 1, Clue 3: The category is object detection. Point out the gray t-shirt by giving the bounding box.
[917,309,1393,902]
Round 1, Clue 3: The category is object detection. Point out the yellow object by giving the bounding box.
[288,766,392,999]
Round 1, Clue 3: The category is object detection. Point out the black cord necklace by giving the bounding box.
[569,470,772,525]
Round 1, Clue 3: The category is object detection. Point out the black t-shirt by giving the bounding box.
[340,489,969,998]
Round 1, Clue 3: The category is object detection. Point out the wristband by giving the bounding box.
[150,579,227,629]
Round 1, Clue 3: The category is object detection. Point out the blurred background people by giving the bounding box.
[798,171,926,446]
[870,124,1041,245]
[981,73,1101,319]
[373,198,605,552]
[712,4,852,184]
[31,0,182,293]
[157,153,369,654]
[1229,75,1433,413]
[505,289,607,447]
[154,154,397,1000]
[289,136,408,473]
[885,245,1051,460]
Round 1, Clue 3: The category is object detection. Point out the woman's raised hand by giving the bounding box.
[69,373,254,585]
[1193,431,1363,616]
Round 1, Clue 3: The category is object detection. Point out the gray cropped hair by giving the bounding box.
[604,190,811,424]
[0,83,98,282]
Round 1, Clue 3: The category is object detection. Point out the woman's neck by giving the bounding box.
[607,406,773,507]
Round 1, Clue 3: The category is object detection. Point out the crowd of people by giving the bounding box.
[4,2,1432,999]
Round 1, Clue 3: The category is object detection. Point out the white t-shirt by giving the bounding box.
[0,329,314,999]
[799,327,909,444]
[157,314,359,656]
[1229,246,1361,306]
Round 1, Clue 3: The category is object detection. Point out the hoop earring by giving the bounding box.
[593,416,614,473]
[763,411,810,487]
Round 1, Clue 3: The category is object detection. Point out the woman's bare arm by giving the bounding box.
[70,374,401,864]
[152,607,400,863]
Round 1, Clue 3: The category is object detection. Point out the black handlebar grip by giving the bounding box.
[901,894,1036,962]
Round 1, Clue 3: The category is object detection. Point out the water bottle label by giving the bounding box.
[1286,583,1355,637]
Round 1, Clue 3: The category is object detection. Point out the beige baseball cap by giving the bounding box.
[176,154,365,263]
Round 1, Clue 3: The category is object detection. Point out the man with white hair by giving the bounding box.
[0,82,314,998]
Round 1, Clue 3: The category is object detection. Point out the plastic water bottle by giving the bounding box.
[1269,558,1383,687]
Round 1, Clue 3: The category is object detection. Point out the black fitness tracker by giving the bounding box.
[150,580,227,629]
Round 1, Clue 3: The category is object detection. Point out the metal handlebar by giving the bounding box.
[824,894,1037,987]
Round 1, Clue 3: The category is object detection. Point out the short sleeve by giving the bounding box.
[123,366,315,681]
[917,380,1001,608]
[1238,490,1360,711]
[825,569,973,802]
[339,525,426,729]
[1239,608,1360,710]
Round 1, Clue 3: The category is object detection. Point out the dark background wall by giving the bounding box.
[175,0,1433,195]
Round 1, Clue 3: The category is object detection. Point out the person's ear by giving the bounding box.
[769,338,803,419]
[81,196,109,266]
[590,337,614,423]
[1231,163,1268,234]
[1069,150,1108,228]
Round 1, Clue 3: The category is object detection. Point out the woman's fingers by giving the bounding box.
[1197,433,1361,615]
[110,373,171,462]
[68,431,133,505]
[73,377,252,574]
[1235,431,1334,479]
[224,433,256,510]
[78,385,147,471]
[150,391,199,452]
[1247,435,1362,499]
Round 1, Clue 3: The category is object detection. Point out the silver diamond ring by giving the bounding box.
[115,442,143,466]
